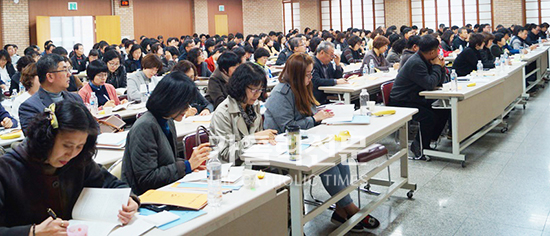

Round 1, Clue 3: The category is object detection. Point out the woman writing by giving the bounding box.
[79,60,127,108]
[102,50,127,89]
[0,100,139,235]
[122,72,211,195]
[171,60,213,117]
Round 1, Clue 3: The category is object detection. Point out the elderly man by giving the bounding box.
[311,41,348,104]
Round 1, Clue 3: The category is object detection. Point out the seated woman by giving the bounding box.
[385,38,406,64]
[341,35,364,65]
[124,44,142,73]
[10,55,34,93]
[263,53,380,232]
[452,33,489,76]
[0,100,139,234]
[490,33,506,58]
[171,60,213,116]
[103,50,127,89]
[122,72,211,195]
[205,47,226,73]
[151,43,175,75]
[480,32,496,69]
[126,54,163,102]
[0,50,16,90]
[12,63,39,121]
[361,35,398,72]
[263,37,279,56]
[210,62,277,165]
[187,48,212,78]
[253,47,273,78]
[87,49,99,63]
[79,60,127,108]
[205,51,241,110]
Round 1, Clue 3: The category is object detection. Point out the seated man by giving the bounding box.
[311,41,348,105]
[389,35,450,160]
[399,35,421,68]
[275,37,306,65]
[19,54,83,134]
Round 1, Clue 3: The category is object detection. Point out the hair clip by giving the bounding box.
[44,103,58,129]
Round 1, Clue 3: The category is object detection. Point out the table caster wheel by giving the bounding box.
[407,190,414,199]
[523,104,526,109]
[461,161,466,168]
[501,127,508,133]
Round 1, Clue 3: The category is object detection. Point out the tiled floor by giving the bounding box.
[304,84,550,236]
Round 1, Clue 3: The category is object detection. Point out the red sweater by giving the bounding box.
[78,83,121,106]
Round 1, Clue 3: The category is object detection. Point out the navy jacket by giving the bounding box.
[312,56,343,104]
[19,88,82,134]
[452,47,482,77]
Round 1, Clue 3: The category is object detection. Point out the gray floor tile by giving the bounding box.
[454,217,542,236]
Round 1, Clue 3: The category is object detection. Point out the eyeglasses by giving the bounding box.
[49,67,72,74]
[108,61,120,67]
[96,72,108,79]
[306,70,314,79]
[247,87,265,94]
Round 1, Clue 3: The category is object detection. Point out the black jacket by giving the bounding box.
[390,52,446,107]
[452,47,483,76]
[490,44,504,58]
[526,31,539,45]
[0,140,131,235]
[480,47,496,69]
[70,55,87,72]
[205,67,230,110]
[9,72,20,94]
[124,59,141,73]
[275,48,293,65]
[452,37,468,51]
[107,66,128,88]
[312,57,343,105]
[441,40,453,51]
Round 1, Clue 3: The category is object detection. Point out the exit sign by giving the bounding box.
[68,2,77,11]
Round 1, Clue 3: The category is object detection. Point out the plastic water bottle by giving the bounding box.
[450,69,458,91]
[476,60,483,77]
[19,82,25,94]
[369,60,375,74]
[539,37,543,46]
[459,45,464,52]
[362,65,368,76]
[503,51,509,67]
[90,93,98,115]
[207,150,222,208]
[495,57,500,68]
[439,48,444,58]
[359,89,370,115]
[10,89,17,102]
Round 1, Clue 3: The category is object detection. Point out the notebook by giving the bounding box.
[139,190,208,210]
[68,188,155,236]
[325,115,370,125]
[96,132,127,149]
[321,104,355,124]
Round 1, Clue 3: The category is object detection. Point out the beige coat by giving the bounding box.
[210,95,263,165]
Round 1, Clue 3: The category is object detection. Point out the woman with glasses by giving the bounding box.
[126,54,163,102]
[187,48,212,77]
[263,53,380,232]
[122,71,211,195]
[78,60,127,107]
[210,62,277,165]
[102,50,127,88]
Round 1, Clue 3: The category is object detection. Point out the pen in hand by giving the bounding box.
[47,208,57,219]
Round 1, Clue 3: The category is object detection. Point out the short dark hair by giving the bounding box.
[288,37,303,51]
[391,38,407,54]
[51,46,68,56]
[45,44,56,51]
[16,55,34,72]
[146,71,197,117]
[254,47,270,60]
[372,36,390,49]
[141,54,163,70]
[441,30,454,45]
[129,44,142,60]
[418,35,440,53]
[243,44,254,54]
[3,44,14,50]
[406,35,421,49]
[73,43,83,51]
[493,33,505,44]
[187,48,203,66]
[86,60,108,82]
[26,100,98,167]
[171,59,197,77]
[217,51,240,74]
[44,40,53,48]
[227,62,267,103]
[102,50,122,64]
[451,26,459,31]
[513,26,526,36]
[182,39,194,50]
[165,46,180,57]
[468,33,485,48]
[88,49,100,57]
[37,53,65,83]
[347,35,362,48]
[226,41,237,50]
[232,47,246,60]
[235,33,244,39]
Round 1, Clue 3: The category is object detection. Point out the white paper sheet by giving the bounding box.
[321,104,355,123]
[139,211,179,227]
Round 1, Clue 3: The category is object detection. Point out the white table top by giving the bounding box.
[420,62,526,100]
[519,45,550,62]
[144,170,291,235]
[343,63,362,73]
[242,106,417,172]
[318,71,397,93]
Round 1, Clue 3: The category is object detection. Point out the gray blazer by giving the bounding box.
[126,70,151,102]
[210,96,263,165]
[121,111,189,195]
[263,82,316,134]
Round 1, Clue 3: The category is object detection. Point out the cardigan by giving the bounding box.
[341,47,363,64]
[263,82,316,134]
[210,96,263,165]
[78,82,121,106]
[361,49,392,72]
[205,67,230,110]
[126,70,151,102]
[121,111,190,195]
[0,140,132,235]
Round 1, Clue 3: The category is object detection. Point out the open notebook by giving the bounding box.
[96,132,128,149]
[68,188,155,236]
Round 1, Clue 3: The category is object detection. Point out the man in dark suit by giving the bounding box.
[19,54,83,134]
[311,41,348,104]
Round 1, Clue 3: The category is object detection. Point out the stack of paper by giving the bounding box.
[139,208,207,231]
[139,190,208,210]
[325,115,370,125]
[97,132,128,149]
[321,104,355,124]
[184,114,213,122]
